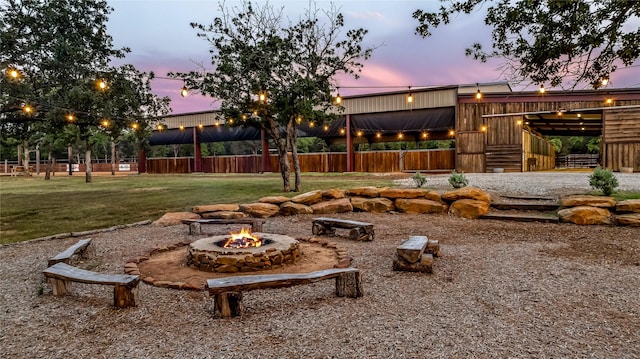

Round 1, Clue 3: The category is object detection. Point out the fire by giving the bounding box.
[223,227,262,248]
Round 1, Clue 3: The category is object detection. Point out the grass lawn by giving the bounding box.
[0,172,401,244]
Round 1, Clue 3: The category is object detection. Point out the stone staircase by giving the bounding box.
[480,195,560,223]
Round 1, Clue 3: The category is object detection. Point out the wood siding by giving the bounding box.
[523,130,556,171]
[603,143,640,172]
[456,132,485,173]
[145,149,455,174]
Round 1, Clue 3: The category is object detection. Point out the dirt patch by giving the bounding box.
[137,241,340,287]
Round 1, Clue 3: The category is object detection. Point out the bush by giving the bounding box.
[589,166,619,195]
[412,172,427,188]
[448,170,469,188]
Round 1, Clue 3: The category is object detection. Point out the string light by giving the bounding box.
[339,128,345,135]
[376,132,381,139]
[179,125,185,130]
[131,123,139,130]
[7,67,20,79]
[180,85,188,97]
[66,114,75,122]
[157,124,164,130]
[406,86,413,104]
[480,125,487,132]
[323,125,329,131]
[335,87,342,105]
[605,97,613,104]
[101,119,110,127]
[448,129,455,137]
[22,104,33,115]
[601,76,609,86]
[475,83,482,100]
[538,85,546,94]
[421,132,428,139]
[97,79,108,90]
[356,130,363,137]
[259,92,266,103]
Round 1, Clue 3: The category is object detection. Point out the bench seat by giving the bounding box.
[48,238,92,266]
[43,262,140,308]
[182,218,266,235]
[206,268,363,318]
[311,217,374,241]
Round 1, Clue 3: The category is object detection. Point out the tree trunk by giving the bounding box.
[266,119,291,192]
[68,145,73,176]
[45,151,52,180]
[17,144,22,166]
[110,139,116,176]
[23,140,30,175]
[85,141,92,183]
[35,145,40,175]
[289,123,301,192]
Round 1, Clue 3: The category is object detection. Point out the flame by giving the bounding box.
[223,227,262,248]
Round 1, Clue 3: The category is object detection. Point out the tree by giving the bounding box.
[1,0,169,182]
[413,1,640,88]
[173,1,372,191]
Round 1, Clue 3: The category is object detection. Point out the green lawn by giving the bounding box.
[0,173,399,244]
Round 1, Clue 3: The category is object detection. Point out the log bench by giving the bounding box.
[206,268,363,318]
[311,217,374,241]
[43,262,140,308]
[48,238,92,266]
[392,235,440,273]
[182,218,266,235]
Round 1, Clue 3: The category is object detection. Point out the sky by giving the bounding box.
[106,0,640,115]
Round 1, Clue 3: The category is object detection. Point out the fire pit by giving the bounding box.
[187,228,301,273]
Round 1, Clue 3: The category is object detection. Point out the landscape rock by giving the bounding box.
[616,213,640,226]
[258,196,291,205]
[560,195,617,208]
[279,202,313,216]
[558,206,613,225]
[201,211,247,219]
[152,212,200,227]
[616,199,640,213]
[192,204,240,214]
[442,187,491,203]
[395,199,447,214]
[291,190,323,205]
[322,189,346,200]
[379,188,430,199]
[239,203,281,218]
[351,197,395,213]
[448,199,490,219]
[310,198,353,214]
[346,186,385,198]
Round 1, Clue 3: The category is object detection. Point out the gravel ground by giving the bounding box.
[1,172,639,358]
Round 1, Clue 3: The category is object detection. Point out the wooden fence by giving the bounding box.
[145,149,456,174]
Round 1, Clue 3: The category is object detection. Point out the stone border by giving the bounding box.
[123,236,353,291]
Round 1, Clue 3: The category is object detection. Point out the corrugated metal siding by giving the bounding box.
[341,89,457,114]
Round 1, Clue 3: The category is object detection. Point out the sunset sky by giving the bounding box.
[106,0,640,114]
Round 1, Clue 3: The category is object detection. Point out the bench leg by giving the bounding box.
[189,222,201,235]
[114,284,137,308]
[335,271,363,298]
[213,292,244,318]
[48,278,71,296]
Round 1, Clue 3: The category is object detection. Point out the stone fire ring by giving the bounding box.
[187,233,301,273]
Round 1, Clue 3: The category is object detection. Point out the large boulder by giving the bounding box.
[201,211,246,219]
[192,204,239,214]
[379,188,441,202]
[239,203,280,218]
[350,197,395,213]
[442,187,491,203]
[560,195,616,208]
[322,189,346,200]
[395,199,447,214]
[291,190,323,205]
[152,212,200,226]
[616,199,640,213]
[616,213,640,226]
[558,206,613,225]
[279,202,313,216]
[310,198,353,214]
[448,199,490,219]
[346,186,384,198]
[258,196,291,205]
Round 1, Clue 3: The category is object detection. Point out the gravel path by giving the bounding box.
[397,171,640,197]
[1,172,639,358]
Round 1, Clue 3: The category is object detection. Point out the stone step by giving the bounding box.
[491,202,559,211]
[479,212,559,223]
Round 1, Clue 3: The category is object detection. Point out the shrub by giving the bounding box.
[448,170,469,188]
[589,166,619,195]
[412,171,427,188]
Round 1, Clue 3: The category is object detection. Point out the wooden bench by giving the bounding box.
[48,238,92,266]
[43,262,140,308]
[392,235,440,273]
[206,268,363,318]
[311,217,374,241]
[10,165,34,176]
[182,218,266,235]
